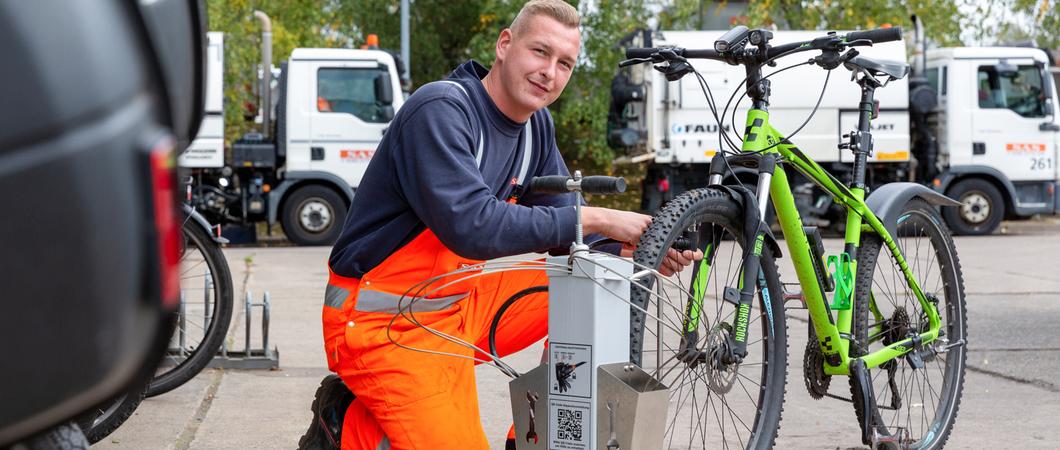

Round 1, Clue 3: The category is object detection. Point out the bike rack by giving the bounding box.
[212,290,280,370]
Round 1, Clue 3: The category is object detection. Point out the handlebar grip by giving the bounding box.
[580,176,627,195]
[528,176,628,195]
[625,47,660,59]
[529,176,572,194]
[846,27,902,44]
[683,48,722,59]
[714,25,750,52]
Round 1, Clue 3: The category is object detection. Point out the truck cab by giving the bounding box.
[924,47,1060,234]
[270,48,404,245]
[181,35,405,245]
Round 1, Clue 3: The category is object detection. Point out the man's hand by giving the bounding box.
[582,206,703,275]
[658,248,704,277]
[581,206,652,244]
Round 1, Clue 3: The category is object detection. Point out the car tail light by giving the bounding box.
[150,137,180,308]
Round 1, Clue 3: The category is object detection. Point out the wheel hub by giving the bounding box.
[299,199,333,232]
[883,307,910,347]
[959,192,990,223]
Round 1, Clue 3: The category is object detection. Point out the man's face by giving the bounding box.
[496,15,580,116]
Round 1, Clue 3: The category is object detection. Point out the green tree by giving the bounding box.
[207,0,667,208]
[743,0,965,46]
[971,0,1059,48]
[207,0,333,142]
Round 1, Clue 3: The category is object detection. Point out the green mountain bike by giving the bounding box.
[623,26,967,449]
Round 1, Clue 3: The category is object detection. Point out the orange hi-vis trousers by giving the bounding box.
[322,229,549,450]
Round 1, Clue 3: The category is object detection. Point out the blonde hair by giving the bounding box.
[510,0,580,35]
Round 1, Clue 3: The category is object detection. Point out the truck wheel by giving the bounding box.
[942,178,1004,235]
[282,185,347,246]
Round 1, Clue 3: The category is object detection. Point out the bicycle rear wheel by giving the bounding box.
[631,188,787,449]
[146,219,233,397]
[853,199,967,449]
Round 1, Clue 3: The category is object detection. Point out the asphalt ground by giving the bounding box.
[96,217,1060,449]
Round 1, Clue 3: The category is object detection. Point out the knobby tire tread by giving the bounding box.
[852,199,967,450]
[630,187,788,449]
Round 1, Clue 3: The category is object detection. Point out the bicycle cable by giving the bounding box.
[725,59,816,146]
[684,48,835,278]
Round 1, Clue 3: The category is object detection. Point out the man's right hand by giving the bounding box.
[581,206,652,246]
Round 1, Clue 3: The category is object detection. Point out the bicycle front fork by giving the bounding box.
[706,153,779,363]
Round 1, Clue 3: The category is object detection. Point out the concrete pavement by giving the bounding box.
[96,219,1060,449]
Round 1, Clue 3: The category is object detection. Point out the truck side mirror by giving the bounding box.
[375,73,393,105]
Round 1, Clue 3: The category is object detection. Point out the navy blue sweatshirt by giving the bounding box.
[329,61,600,279]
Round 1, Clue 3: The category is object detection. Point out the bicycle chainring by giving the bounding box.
[803,326,831,400]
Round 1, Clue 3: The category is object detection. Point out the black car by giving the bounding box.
[0,0,206,447]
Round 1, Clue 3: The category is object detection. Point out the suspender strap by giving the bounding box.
[436,80,534,182]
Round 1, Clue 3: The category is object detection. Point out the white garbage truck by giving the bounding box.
[179,23,405,245]
[611,28,1060,235]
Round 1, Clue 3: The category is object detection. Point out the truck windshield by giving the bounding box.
[977,64,1047,118]
[317,67,391,123]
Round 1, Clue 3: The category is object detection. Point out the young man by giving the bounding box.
[302,1,698,448]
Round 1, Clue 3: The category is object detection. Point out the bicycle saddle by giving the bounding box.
[844,55,910,80]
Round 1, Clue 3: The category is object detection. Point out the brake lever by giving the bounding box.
[843,38,874,48]
[619,57,652,67]
[653,60,695,81]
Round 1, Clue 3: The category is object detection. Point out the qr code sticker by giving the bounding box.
[556,408,583,441]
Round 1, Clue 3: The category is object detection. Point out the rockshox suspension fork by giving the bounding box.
[706,153,780,362]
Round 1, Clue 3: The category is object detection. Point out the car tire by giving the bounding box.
[9,422,89,450]
[281,185,347,246]
[943,178,1005,236]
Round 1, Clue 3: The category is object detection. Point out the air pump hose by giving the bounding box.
[488,285,549,360]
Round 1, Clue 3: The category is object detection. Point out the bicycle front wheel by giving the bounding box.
[631,188,787,450]
[146,219,234,397]
[853,199,967,449]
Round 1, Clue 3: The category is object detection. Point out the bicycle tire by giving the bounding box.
[852,199,967,449]
[146,219,234,397]
[630,187,787,449]
[75,384,146,444]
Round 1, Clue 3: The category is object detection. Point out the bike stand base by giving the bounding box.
[212,290,279,369]
[207,349,280,370]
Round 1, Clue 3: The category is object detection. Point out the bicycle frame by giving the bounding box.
[731,107,942,375]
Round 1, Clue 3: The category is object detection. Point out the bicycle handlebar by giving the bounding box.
[529,175,627,195]
[846,27,903,45]
[624,27,903,65]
